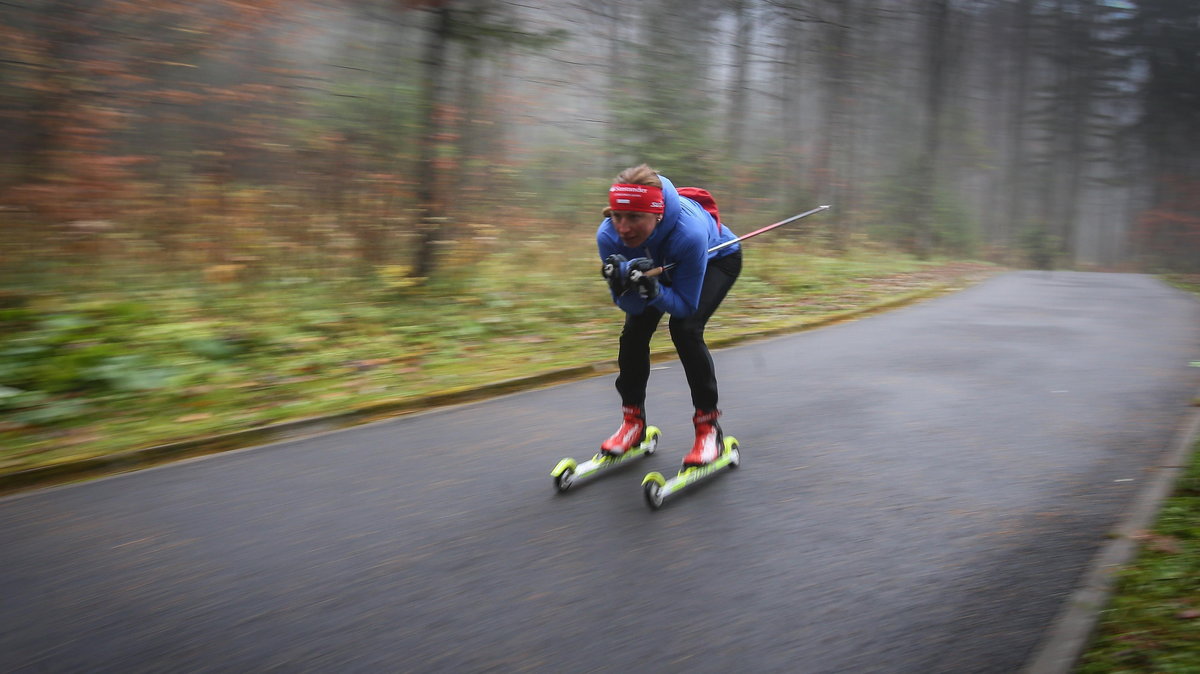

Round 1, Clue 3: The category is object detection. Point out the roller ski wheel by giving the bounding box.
[642,436,739,510]
[551,426,661,493]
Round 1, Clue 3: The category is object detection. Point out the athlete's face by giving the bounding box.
[611,211,659,247]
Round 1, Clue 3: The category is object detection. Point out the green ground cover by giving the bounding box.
[1077,439,1200,673]
[1077,274,1200,673]
[0,235,993,474]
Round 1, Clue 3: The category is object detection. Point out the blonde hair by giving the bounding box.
[603,164,662,217]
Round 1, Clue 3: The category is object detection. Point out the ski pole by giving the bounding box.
[644,204,831,277]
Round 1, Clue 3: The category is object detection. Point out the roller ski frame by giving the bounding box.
[641,436,740,510]
[552,426,662,493]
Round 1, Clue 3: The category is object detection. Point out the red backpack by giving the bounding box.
[678,186,723,234]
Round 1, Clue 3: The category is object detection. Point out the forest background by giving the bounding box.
[1,0,1198,473]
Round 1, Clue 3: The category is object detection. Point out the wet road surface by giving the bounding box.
[2,271,1198,673]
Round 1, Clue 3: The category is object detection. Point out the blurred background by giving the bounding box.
[1,0,1198,470]
[5,0,1199,274]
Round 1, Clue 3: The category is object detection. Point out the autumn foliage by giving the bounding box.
[2,0,1199,276]
[1134,178,1200,272]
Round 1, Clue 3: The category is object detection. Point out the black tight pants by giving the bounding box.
[615,250,742,412]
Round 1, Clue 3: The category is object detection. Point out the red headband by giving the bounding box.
[609,183,665,214]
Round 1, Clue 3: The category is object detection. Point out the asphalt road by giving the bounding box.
[2,271,1198,673]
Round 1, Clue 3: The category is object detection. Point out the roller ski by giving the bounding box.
[552,406,661,493]
[641,410,741,510]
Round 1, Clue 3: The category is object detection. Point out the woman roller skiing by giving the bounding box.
[597,164,742,468]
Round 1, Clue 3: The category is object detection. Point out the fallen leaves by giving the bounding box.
[1130,531,1183,555]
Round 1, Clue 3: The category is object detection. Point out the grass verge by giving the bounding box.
[1075,274,1200,673]
[1076,437,1200,673]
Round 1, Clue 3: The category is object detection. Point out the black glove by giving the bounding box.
[627,257,660,300]
[602,254,630,296]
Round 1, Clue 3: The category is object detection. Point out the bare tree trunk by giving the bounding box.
[975,2,1013,253]
[1003,0,1033,251]
[726,0,752,163]
[777,6,808,208]
[816,0,853,250]
[456,0,497,202]
[16,0,90,188]
[604,0,625,173]
[914,0,950,259]
[1050,0,1099,265]
[413,4,454,279]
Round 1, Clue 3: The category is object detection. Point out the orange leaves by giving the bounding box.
[1130,530,1184,555]
[153,89,208,106]
[1133,176,1200,269]
[1138,208,1200,230]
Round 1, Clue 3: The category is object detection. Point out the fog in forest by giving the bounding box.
[2,0,1198,277]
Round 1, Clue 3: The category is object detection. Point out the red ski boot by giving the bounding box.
[601,405,646,456]
[683,409,723,467]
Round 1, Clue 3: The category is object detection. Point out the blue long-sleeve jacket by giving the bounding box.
[596,175,740,317]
